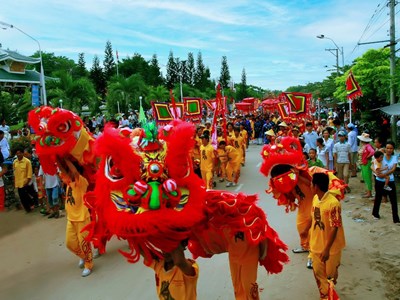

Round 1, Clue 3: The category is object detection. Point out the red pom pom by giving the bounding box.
[134,181,148,195]
[163,179,177,192]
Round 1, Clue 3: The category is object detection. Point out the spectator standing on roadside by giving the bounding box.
[347,123,358,177]
[0,130,10,164]
[333,131,352,193]
[303,122,318,150]
[13,148,34,212]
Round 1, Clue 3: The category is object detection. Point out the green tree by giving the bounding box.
[31,52,76,77]
[166,51,178,90]
[106,74,148,115]
[103,40,116,81]
[236,68,247,101]
[119,53,150,82]
[194,51,209,90]
[148,85,169,102]
[90,55,106,97]
[148,54,164,87]
[75,52,88,78]
[47,71,97,114]
[186,52,196,86]
[219,56,231,88]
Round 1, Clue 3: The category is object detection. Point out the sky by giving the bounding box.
[0,0,394,91]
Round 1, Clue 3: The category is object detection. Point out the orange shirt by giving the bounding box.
[200,144,215,171]
[229,135,245,157]
[65,175,90,222]
[310,191,346,255]
[225,145,240,164]
[217,148,228,163]
[150,259,199,300]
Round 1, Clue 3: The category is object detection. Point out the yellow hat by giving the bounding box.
[278,121,288,127]
[265,129,276,136]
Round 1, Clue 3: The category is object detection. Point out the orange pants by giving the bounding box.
[201,169,214,190]
[296,213,311,250]
[219,161,227,179]
[226,162,241,184]
[228,237,260,300]
[311,252,341,300]
[66,218,93,270]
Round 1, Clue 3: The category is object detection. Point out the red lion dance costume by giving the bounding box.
[260,137,346,251]
[29,107,289,299]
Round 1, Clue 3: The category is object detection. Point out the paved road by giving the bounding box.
[0,144,384,299]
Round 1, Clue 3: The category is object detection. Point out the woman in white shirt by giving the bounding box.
[322,129,334,170]
[316,137,329,169]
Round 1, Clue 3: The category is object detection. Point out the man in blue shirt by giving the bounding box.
[303,122,318,150]
[346,123,358,177]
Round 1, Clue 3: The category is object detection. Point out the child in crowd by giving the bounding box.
[373,151,392,191]
[34,166,49,215]
[308,148,325,168]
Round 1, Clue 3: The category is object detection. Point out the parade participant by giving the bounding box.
[333,131,351,193]
[239,123,249,149]
[346,123,358,177]
[308,149,325,168]
[277,121,288,137]
[59,159,93,277]
[200,132,216,190]
[322,129,334,170]
[309,172,345,300]
[253,117,264,145]
[357,133,375,198]
[229,127,246,166]
[316,138,329,169]
[13,148,34,212]
[192,126,204,179]
[371,143,400,223]
[291,126,301,139]
[261,137,346,269]
[216,133,228,182]
[227,122,234,138]
[145,242,199,300]
[218,141,241,187]
[265,129,275,145]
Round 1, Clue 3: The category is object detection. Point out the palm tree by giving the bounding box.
[106,74,148,115]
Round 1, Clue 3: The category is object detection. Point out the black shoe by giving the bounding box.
[48,212,55,219]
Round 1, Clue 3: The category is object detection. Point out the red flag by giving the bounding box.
[282,92,312,117]
[346,71,362,100]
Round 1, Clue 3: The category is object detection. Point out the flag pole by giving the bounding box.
[348,99,352,123]
[116,50,119,76]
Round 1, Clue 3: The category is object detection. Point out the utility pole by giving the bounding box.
[389,0,397,142]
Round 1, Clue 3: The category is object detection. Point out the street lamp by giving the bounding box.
[0,21,47,105]
[317,34,344,76]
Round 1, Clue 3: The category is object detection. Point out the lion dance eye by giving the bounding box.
[105,156,124,181]
[57,121,71,133]
[148,162,163,178]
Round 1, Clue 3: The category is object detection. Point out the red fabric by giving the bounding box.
[189,191,289,274]
[346,71,363,100]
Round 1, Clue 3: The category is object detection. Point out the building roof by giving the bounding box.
[0,68,40,85]
[0,49,40,64]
